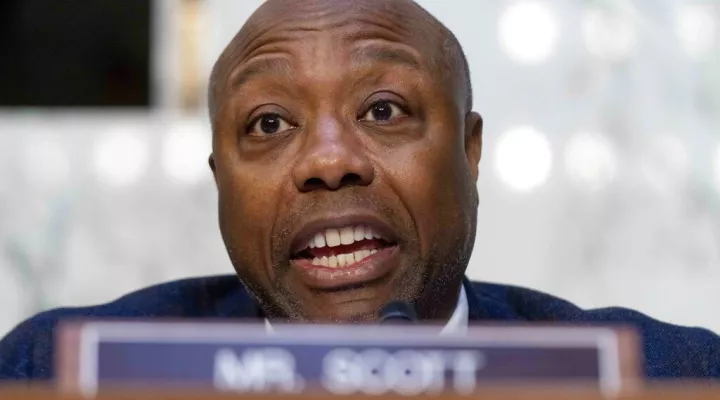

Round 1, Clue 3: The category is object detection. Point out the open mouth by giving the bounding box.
[292,225,396,268]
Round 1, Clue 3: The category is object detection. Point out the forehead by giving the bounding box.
[218,1,445,86]
[240,1,439,48]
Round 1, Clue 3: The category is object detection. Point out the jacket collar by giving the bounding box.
[462,277,486,321]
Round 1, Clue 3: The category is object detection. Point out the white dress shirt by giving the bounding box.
[439,284,469,335]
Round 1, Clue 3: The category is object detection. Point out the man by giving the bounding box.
[1,0,718,380]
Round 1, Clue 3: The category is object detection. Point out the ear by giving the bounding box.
[464,111,483,182]
[208,154,218,187]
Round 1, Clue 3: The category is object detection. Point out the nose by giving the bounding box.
[292,116,374,192]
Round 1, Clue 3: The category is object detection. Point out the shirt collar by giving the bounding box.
[439,284,469,335]
[264,285,468,334]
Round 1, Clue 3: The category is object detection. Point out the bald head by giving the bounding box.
[208,0,472,124]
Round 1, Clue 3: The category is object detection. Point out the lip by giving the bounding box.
[288,212,400,256]
[290,245,399,290]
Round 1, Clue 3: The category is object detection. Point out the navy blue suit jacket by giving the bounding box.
[0,275,718,380]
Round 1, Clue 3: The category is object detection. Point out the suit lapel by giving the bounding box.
[216,277,266,319]
[462,277,486,321]
[463,277,525,322]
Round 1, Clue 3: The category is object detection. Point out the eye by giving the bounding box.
[247,113,294,136]
[360,100,407,123]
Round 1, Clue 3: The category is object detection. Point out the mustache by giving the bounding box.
[271,188,413,260]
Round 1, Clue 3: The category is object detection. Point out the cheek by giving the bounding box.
[381,132,473,255]
[217,157,285,271]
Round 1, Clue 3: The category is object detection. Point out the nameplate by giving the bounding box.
[57,322,639,396]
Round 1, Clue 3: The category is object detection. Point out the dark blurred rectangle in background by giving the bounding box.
[0,0,151,107]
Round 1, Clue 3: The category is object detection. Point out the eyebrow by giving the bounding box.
[349,45,423,71]
[229,56,294,90]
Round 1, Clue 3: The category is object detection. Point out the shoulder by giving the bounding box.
[469,280,720,378]
[0,274,252,380]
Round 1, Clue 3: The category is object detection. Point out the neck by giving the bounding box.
[415,277,465,322]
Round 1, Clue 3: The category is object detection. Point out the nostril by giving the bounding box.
[301,173,365,192]
[302,177,326,191]
[339,173,362,186]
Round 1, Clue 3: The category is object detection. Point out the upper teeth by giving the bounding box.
[307,225,381,249]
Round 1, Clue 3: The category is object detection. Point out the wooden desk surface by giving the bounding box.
[1,384,720,400]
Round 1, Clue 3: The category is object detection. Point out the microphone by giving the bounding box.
[378,301,418,324]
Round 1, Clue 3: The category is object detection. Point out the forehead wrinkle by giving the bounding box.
[340,13,449,72]
[231,35,297,76]
[222,18,350,90]
[349,44,423,72]
[229,56,295,92]
[211,31,288,106]
[236,2,365,61]
[345,16,414,41]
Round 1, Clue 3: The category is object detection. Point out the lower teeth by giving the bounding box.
[312,249,379,267]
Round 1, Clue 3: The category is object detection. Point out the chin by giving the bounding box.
[318,302,384,324]
[283,283,395,324]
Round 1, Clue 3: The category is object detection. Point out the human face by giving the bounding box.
[210,1,482,323]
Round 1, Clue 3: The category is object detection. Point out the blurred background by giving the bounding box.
[1,0,719,336]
